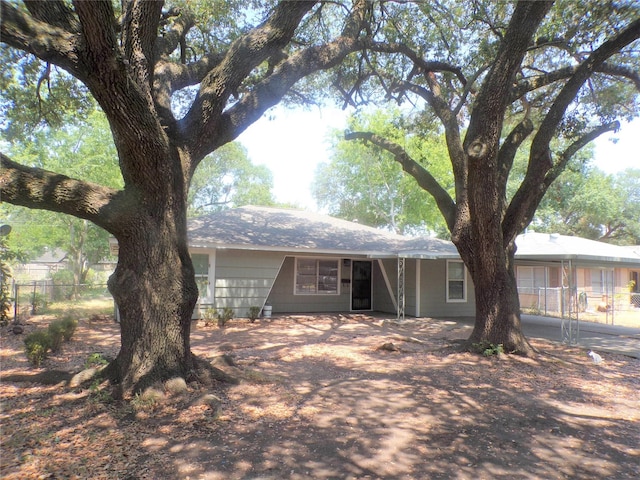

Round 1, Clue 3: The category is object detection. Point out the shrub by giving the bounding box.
[60,315,79,341]
[24,331,51,367]
[51,269,75,301]
[472,342,505,357]
[85,352,109,369]
[248,306,261,323]
[31,292,48,314]
[217,307,234,327]
[47,321,65,353]
[202,307,217,327]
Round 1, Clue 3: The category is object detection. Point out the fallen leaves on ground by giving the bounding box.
[1,313,639,479]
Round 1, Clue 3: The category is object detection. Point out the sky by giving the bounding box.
[239,107,639,211]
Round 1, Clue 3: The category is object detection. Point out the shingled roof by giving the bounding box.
[188,205,458,257]
[187,206,640,265]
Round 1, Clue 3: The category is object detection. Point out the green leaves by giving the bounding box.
[315,107,452,235]
[188,142,275,215]
[534,166,640,244]
[2,110,120,277]
[0,47,95,142]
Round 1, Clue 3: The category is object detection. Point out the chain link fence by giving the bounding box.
[10,280,112,322]
[519,286,640,327]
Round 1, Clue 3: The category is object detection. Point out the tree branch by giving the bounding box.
[510,62,640,103]
[121,0,163,103]
[503,121,620,242]
[152,52,226,130]
[0,153,124,233]
[180,0,319,158]
[0,0,80,71]
[531,18,640,160]
[497,118,534,189]
[547,121,620,182]
[154,7,195,59]
[465,0,553,161]
[363,39,468,86]
[24,0,80,32]
[344,131,456,231]
[391,80,467,206]
[186,0,373,163]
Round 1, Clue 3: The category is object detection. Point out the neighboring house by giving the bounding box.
[14,249,117,283]
[188,206,473,319]
[514,232,640,315]
[13,249,68,281]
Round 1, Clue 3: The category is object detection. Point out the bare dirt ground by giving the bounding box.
[1,313,639,480]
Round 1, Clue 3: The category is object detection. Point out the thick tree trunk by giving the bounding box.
[105,212,199,397]
[463,244,533,355]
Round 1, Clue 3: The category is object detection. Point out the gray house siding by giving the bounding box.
[199,250,475,319]
[404,259,418,317]
[418,259,476,317]
[211,249,286,317]
[268,256,352,313]
[373,259,398,315]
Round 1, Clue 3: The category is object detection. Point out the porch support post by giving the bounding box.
[561,259,579,345]
[415,259,421,317]
[397,257,405,322]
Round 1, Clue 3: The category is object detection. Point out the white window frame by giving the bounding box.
[191,253,210,302]
[446,260,467,303]
[294,257,340,295]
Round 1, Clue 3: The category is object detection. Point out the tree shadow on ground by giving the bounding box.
[1,314,638,479]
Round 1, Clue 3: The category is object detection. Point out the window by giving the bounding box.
[191,253,209,300]
[295,258,339,295]
[446,260,467,302]
[517,266,546,293]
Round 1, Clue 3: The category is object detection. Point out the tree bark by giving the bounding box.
[105,207,199,397]
[460,242,532,354]
[2,0,375,398]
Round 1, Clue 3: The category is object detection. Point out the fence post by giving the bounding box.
[13,282,18,323]
[31,282,37,314]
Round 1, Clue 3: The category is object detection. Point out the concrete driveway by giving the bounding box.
[446,314,640,359]
[520,314,640,359]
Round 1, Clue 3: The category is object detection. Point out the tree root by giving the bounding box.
[188,355,241,386]
[1,370,73,385]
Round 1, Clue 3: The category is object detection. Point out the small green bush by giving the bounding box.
[51,269,75,301]
[31,292,48,314]
[24,331,52,367]
[248,306,261,323]
[217,307,234,327]
[85,352,109,368]
[472,342,505,357]
[47,321,65,353]
[202,307,217,327]
[60,315,78,341]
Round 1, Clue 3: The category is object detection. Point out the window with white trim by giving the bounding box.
[295,258,339,295]
[191,253,209,301]
[446,260,467,302]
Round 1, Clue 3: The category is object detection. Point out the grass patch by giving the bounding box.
[43,296,114,317]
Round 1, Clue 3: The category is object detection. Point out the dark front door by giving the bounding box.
[352,260,372,311]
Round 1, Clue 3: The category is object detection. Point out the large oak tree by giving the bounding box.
[343,1,640,353]
[0,0,372,396]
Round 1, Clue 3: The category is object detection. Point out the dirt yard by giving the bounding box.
[1,313,639,479]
